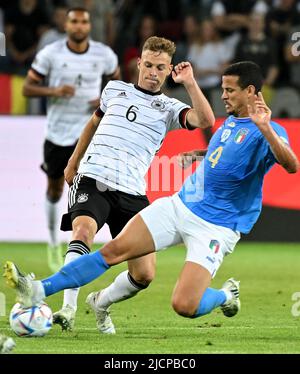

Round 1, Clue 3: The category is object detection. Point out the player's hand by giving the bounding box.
[64,161,78,186]
[53,85,75,98]
[248,92,272,130]
[88,98,100,110]
[177,152,195,169]
[177,150,206,169]
[172,62,194,85]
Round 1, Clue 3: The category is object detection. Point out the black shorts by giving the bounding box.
[41,139,77,179]
[60,175,150,238]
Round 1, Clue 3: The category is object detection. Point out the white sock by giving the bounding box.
[97,270,143,309]
[32,280,46,304]
[62,251,81,311]
[61,240,90,311]
[45,197,59,247]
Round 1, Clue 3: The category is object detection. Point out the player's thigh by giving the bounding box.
[127,252,156,282]
[139,196,182,251]
[61,175,111,233]
[102,196,182,264]
[172,261,211,313]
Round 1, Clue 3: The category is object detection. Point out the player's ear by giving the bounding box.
[137,57,141,70]
[247,85,256,96]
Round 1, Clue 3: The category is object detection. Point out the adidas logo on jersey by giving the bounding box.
[117,91,127,97]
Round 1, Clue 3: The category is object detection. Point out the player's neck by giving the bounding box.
[67,39,89,54]
[234,108,249,118]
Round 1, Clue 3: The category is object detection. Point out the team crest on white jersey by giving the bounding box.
[234,128,249,144]
[151,99,166,110]
[221,129,231,143]
[77,193,88,203]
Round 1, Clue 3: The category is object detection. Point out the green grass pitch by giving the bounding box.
[1,242,300,354]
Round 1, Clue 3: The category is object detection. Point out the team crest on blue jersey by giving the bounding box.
[151,99,166,110]
[221,129,231,143]
[227,122,236,128]
[234,128,249,144]
[209,240,220,254]
[77,193,88,203]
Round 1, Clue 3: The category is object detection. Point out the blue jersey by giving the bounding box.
[178,116,289,233]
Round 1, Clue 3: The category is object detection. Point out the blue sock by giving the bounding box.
[193,288,226,317]
[41,251,110,297]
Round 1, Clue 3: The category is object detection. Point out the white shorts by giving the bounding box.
[140,194,240,277]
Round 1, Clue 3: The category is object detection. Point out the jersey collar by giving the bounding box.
[66,40,90,54]
[134,84,162,96]
[231,115,251,122]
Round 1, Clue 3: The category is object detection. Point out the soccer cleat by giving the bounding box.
[220,278,241,317]
[47,244,63,273]
[86,291,116,334]
[0,334,16,354]
[3,261,35,307]
[52,305,76,332]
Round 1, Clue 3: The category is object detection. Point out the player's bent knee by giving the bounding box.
[130,272,154,287]
[171,298,197,318]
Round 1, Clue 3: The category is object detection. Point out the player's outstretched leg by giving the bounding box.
[4,250,110,308]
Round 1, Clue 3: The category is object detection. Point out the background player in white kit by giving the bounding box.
[52,36,215,333]
[22,7,120,272]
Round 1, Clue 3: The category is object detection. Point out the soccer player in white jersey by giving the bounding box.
[4,62,299,330]
[50,36,213,333]
[22,7,120,272]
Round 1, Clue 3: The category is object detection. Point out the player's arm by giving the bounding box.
[107,66,121,80]
[177,149,208,169]
[248,92,300,174]
[172,62,215,129]
[64,110,102,185]
[22,69,75,98]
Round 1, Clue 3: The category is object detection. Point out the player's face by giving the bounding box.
[65,11,91,43]
[221,75,250,117]
[137,50,173,92]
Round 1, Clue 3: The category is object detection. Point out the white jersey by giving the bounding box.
[78,80,191,195]
[31,38,118,146]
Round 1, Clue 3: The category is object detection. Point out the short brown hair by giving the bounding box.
[142,36,176,58]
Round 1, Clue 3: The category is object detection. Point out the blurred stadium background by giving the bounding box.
[0,0,299,243]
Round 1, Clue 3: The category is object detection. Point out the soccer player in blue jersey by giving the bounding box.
[4,61,299,321]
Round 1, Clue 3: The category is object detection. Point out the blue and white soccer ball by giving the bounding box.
[9,302,53,337]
